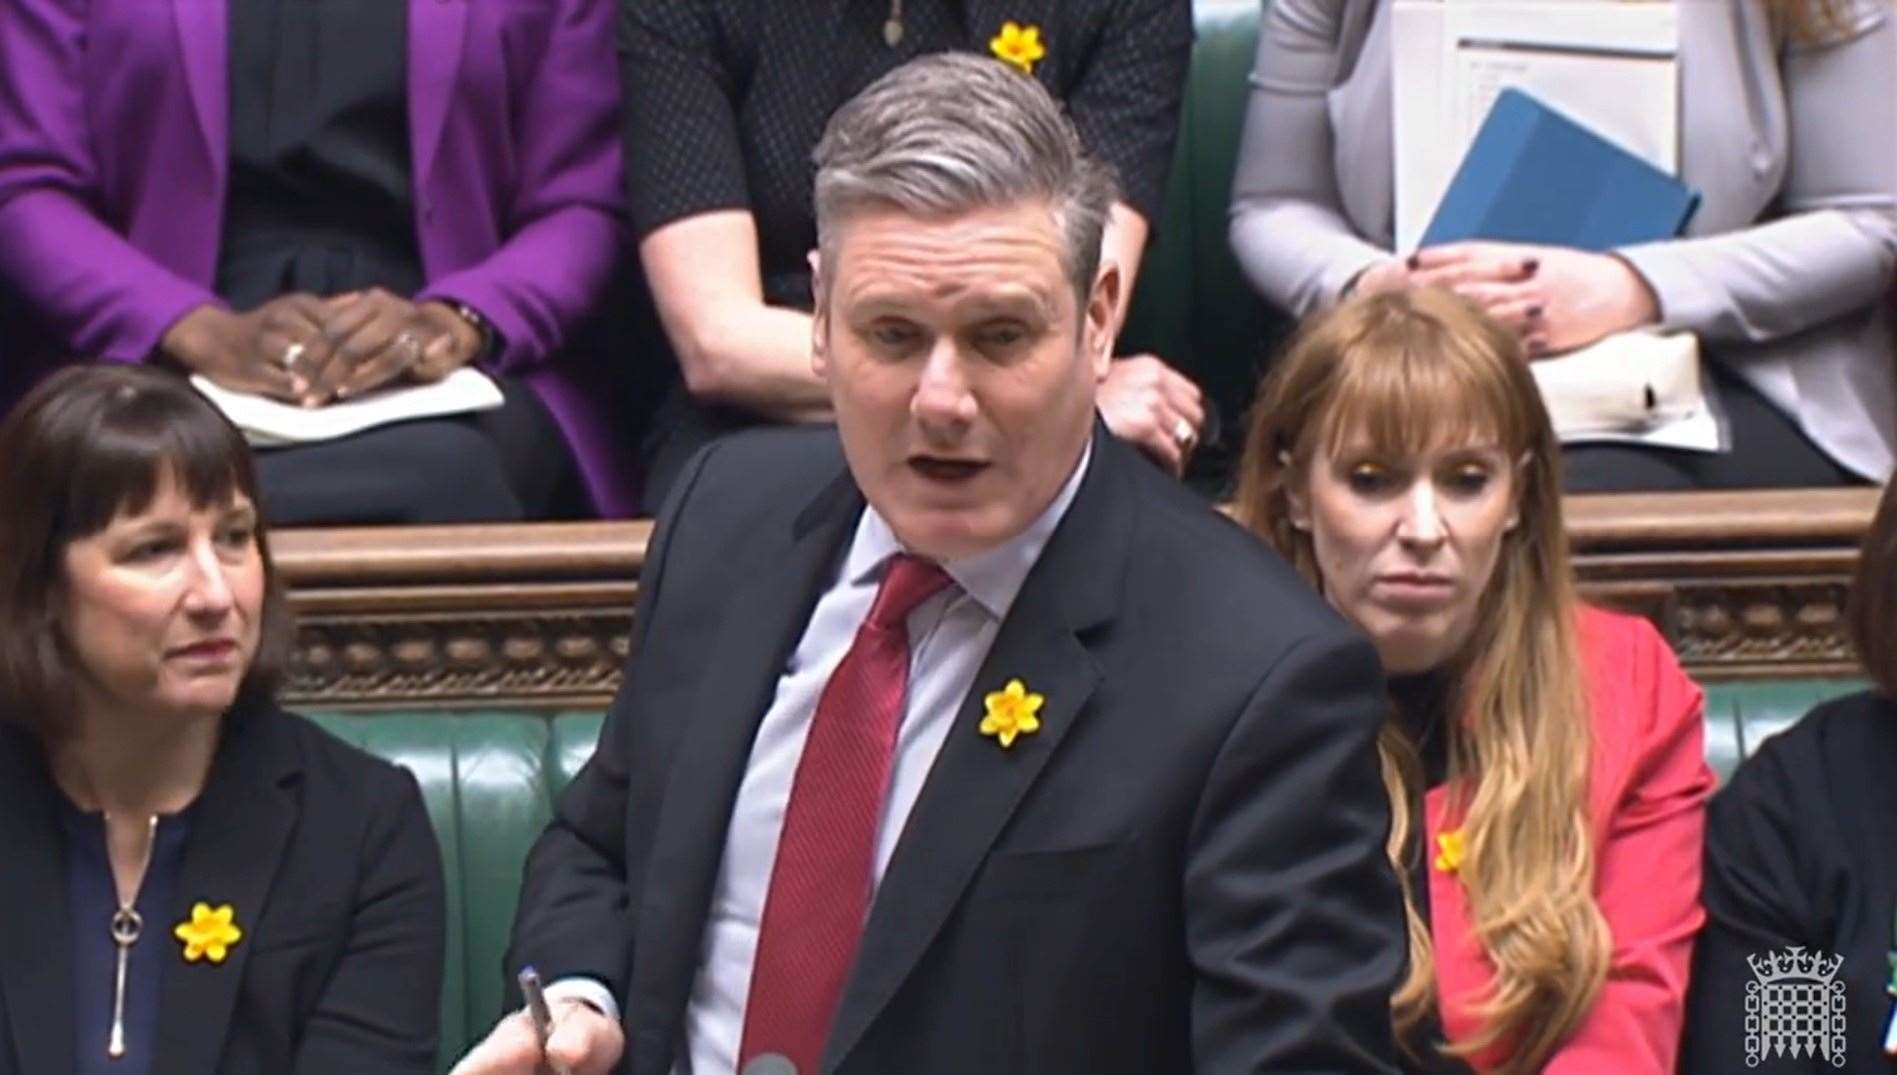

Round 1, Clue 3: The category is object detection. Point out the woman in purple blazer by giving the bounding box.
[0,0,631,522]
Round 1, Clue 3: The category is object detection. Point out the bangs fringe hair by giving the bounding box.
[1304,303,1531,471]
[0,366,290,737]
[48,380,249,541]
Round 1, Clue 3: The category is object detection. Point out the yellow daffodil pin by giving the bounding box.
[174,902,243,964]
[981,678,1044,749]
[989,21,1046,75]
[1434,829,1466,875]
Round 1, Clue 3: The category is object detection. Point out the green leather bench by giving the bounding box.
[309,677,1868,1070]
[308,712,602,1073]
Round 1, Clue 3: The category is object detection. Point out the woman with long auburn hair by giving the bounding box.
[1235,288,1716,1072]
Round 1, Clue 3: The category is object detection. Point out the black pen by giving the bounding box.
[517,967,570,1075]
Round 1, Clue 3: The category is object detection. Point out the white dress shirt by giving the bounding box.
[548,443,1090,1075]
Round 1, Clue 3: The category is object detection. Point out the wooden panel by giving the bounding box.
[273,491,1875,709]
[1566,488,1877,550]
[1567,490,1874,680]
[276,524,649,710]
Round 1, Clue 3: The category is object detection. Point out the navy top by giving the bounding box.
[57,803,192,1075]
[1682,689,1897,1072]
[216,0,421,307]
[1390,670,1476,1075]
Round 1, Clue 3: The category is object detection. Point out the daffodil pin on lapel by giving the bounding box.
[175,902,243,964]
[1434,830,1466,875]
[981,678,1044,749]
[989,21,1045,75]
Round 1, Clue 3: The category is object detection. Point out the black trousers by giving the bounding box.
[1561,360,1862,492]
[254,377,582,525]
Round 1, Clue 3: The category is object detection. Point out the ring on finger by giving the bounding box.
[394,330,424,365]
[279,341,307,371]
[1171,416,1197,451]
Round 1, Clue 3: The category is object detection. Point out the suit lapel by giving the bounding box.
[0,731,76,1075]
[821,431,1135,1073]
[152,706,300,1075]
[820,618,1098,1073]
[172,0,229,173]
[628,473,864,1072]
[408,0,470,193]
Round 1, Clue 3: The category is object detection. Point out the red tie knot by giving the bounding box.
[866,554,952,631]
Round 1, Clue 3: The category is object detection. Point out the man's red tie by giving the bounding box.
[738,554,953,1074]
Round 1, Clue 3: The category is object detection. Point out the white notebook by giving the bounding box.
[1391,0,1680,252]
[191,368,505,447]
[1530,330,1721,453]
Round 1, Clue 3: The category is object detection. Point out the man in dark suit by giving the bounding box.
[453,52,1403,1075]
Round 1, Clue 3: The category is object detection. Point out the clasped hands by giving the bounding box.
[1353,241,1660,357]
[162,289,484,408]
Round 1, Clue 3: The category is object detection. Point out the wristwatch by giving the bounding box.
[448,301,496,362]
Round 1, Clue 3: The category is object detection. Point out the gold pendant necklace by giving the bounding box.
[105,814,157,1060]
[884,0,904,47]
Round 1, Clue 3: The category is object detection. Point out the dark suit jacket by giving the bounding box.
[0,702,444,1075]
[1682,690,1897,1073]
[509,426,1406,1074]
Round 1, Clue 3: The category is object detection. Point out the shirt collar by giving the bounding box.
[845,439,1093,620]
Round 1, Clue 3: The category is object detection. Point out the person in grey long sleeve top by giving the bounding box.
[1230,0,1897,491]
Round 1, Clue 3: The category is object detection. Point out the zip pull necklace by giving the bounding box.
[108,907,143,1058]
[105,814,158,1061]
[884,0,904,47]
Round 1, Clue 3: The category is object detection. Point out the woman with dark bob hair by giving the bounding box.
[1682,478,1897,1071]
[1236,288,1714,1072]
[0,365,443,1073]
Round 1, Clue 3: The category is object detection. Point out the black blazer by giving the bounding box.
[1682,690,1897,1073]
[0,702,444,1075]
[509,425,1406,1074]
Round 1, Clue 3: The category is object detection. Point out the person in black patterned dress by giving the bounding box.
[623,0,1207,511]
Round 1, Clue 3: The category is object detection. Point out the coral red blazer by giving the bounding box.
[1425,607,1715,1072]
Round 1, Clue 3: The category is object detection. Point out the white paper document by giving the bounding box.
[191,367,505,447]
[1391,0,1680,252]
[1529,330,1722,452]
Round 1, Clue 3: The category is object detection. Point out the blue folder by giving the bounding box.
[1419,87,1699,251]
